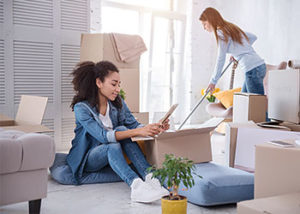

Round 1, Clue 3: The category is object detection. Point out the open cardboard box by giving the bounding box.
[132,117,223,167]
[0,95,52,133]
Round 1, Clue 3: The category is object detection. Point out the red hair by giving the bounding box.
[199,7,248,44]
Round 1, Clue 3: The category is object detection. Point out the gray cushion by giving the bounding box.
[178,162,254,206]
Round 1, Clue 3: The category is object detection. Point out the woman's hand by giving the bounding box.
[136,123,162,137]
[206,83,215,93]
[159,119,170,131]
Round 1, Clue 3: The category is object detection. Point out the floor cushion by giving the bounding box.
[178,162,254,206]
[50,153,122,185]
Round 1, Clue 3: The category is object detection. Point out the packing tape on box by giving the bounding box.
[288,59,300,69]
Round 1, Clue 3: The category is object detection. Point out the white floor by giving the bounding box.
[0,132,237,214]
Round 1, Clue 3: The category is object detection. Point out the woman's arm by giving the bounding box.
[115,123,162,141]
[209,38,228,85]
[74,103,117,144]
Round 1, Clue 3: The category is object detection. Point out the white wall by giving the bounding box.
[190,0,300,123]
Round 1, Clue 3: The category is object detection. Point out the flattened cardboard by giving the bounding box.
[132,112,149,124]
[233,93,267,123]
[235,127,300,171]
[0,95,52,133]
[225,121,300,168]
[237,192,300,214]
[0,114,14,126]
[255,143,300,199]
[225,121,259,167]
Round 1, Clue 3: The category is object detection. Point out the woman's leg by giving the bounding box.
[120,139,151,180]
[84,144,109,172]
[84,143,139,186]
[106,143,140,186]
[244,64,266,95]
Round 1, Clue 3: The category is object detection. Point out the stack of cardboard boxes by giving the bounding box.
[80,33,149,124]
[227,70,300,213]
[237,142,300,213]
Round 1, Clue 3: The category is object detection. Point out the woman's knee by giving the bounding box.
[108,142,122,151]
[114,125,128,132]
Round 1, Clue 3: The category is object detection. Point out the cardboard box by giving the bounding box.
[80,33,140,69]
[268,69,300,124]
[233,93,267,123]
[0,95,52,133]
[237,192,300,214]
[225,121,259,167]
[132,112,149,124]
[80,33,141,112]
[255,143,300,198]
[132,118,223,167]
[119,68,140,112]
[234,127,300,171]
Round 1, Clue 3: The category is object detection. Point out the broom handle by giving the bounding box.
[178,60,234,130]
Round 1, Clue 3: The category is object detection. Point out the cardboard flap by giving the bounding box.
[234,92,265,97]
[1,125,52,133]
[15,95,48,125]
[157,126,215,140]
[0,114,15,126]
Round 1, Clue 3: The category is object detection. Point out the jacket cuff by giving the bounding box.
[137,124,144,128]
[106,130,117,143]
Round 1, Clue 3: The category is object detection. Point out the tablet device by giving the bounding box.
[159,104,178,124]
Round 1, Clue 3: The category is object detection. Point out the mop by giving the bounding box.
[178,59,237,130]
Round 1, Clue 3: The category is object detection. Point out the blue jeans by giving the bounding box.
[84,134,150,186]
[242,64,266,95]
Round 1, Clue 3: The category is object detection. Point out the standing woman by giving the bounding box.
[200,7,266,95]
[67,61,169,203]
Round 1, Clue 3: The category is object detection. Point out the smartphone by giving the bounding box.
[268,140,294,148]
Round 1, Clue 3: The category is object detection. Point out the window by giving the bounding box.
[98,0,186,122]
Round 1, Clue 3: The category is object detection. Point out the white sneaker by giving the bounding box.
[145,173,169,196]
[130,178,164,203]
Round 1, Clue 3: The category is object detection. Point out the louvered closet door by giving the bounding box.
[0,0,89,151]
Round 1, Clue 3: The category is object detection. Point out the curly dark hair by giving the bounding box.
[70,60,123,111]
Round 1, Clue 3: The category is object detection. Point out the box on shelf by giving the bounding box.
[237,192,300,214]
[233,93,267,123]
[132,118,223,167]
[132,112,149,125]
[268,69,300,124]
[80,33,140,69]
[255,143,300,199]
[0,95,52,133]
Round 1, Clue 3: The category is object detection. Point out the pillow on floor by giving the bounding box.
[50,153,122,185]
[214,88,241,109]
[178,162,254,206]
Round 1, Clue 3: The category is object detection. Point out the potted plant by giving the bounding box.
[119,88,126,100]
[201,87,220,102]
[148,154,202,214]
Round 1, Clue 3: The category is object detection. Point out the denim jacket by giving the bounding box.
[66,99,142,184]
